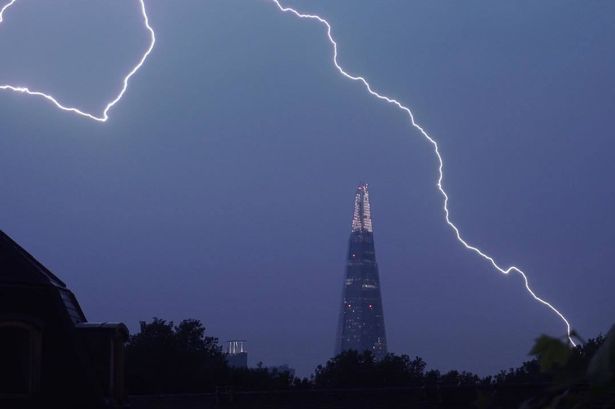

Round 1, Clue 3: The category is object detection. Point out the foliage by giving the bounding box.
[491,359,547,386]
[225,366,296,391]
[124,317,615,408]
[531,335,572,372]
[125,317,296,394]
[125,318,227,393]
[313,349,481,389]
[515,327,615,409]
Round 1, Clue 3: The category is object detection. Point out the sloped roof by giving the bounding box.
[0,230,67,287]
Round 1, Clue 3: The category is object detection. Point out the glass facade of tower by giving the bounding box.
[335,184,388,360]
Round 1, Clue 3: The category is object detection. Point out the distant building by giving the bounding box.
[335,184,388,360]
[226,339,248,368]
[0,230,128,408]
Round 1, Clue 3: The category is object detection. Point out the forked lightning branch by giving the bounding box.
[0,0,576,345]
[0,0,155,122]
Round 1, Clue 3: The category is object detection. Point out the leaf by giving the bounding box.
[530,335,571,372]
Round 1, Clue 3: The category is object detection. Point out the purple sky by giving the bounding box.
[1,0,614,376]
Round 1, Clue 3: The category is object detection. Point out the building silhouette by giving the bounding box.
[0,230,128,408]
[335,184,388,360]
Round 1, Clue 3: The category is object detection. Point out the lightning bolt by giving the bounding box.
[0,0,155,122]
[271,0,576,346]
[0,0,576,345]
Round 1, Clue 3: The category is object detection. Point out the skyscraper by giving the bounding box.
[335,184,388,360]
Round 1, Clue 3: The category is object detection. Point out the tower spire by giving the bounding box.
[336,183,387,360]
[351,183,373,233]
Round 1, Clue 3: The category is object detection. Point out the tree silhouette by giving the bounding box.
[125,318,226,393]
[314,350,428,388]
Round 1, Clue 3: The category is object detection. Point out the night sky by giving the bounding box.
[1,0,614,377]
